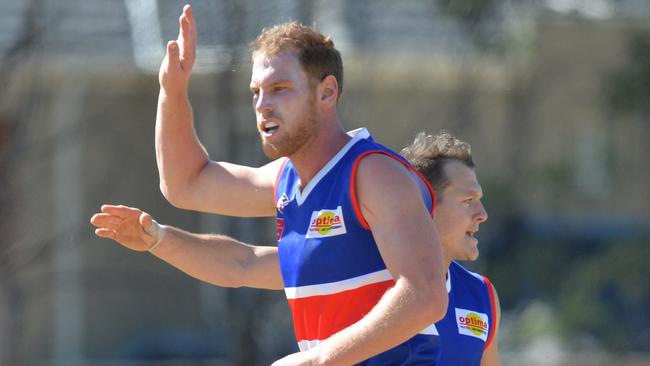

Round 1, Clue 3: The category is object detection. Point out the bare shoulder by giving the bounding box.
[355,153,419,197]
[354,153,426,219]
[355,153,412,184]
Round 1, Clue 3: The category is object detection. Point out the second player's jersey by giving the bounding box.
[424,261,497,365]
[274,128,436,360]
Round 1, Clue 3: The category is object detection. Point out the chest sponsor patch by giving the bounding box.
[306,206,347,238]
[455,308,489,341]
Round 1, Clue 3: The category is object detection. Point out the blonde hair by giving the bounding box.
[250,22,343,98]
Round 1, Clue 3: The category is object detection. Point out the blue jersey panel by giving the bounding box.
[274,129,438,359]
[433,261,494,365]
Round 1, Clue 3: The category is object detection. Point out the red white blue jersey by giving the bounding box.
[421,261,498,365]
[274,128,436,363]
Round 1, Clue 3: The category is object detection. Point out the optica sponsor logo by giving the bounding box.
[312,213,342,234]
[455,308,489,341]
[306,206,347,238]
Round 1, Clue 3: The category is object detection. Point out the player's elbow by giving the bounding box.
[159,181,192,210]
[417,278,448,323]
[396,275,448,326]
[160,181,180,206]
[159,180,173,201]
[428,284,448,321]
[159,162,210,209]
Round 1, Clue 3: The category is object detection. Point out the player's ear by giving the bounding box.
[319,75,339,106]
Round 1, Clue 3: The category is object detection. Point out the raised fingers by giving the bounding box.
[184,5,197,45]
[178,5,196,68]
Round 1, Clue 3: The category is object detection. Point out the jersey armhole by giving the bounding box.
[482,275,497,351]
[350,151,436,230]
[273,158,290,202]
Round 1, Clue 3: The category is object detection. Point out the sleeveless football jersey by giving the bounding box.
[423,261,497,366]
[274,128,437,364]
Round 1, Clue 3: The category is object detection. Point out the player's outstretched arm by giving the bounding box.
[272,155,448,366]
[481,287,502,366]
[156,5,278,217]
[90,204,283,289]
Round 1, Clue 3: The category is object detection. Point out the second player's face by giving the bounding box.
[250,50,319,159]
[433,161,488,264]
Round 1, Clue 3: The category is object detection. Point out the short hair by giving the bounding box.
[401,131,474,201]
[250,22,344,99]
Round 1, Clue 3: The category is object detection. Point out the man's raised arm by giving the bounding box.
[156,5,278,217]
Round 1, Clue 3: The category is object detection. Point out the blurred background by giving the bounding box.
[0,0,648,365]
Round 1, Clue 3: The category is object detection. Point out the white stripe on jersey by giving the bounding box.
[285,269,393,299]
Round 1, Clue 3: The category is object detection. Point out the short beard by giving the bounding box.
[261,93,319,159]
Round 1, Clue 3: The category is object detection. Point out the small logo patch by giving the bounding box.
[276,193,290,213]
[306,206,347,238]
[455,308,489,341]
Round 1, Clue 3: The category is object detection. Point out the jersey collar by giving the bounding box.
[294,128,370,205]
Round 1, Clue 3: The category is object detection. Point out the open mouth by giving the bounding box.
[262,121,279,135]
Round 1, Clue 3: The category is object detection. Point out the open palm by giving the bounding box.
[90,205,157,251]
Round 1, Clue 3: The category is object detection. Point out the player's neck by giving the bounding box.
[290,121,349,189]
[444,257,452,271]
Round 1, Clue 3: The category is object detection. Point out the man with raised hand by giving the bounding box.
[93,4,447,365]
[92,130,503,365]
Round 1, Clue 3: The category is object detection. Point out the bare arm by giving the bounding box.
[481,287,502,366]
[156,5,278,217]
[90,204,283,289]
[273,155,448,366]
